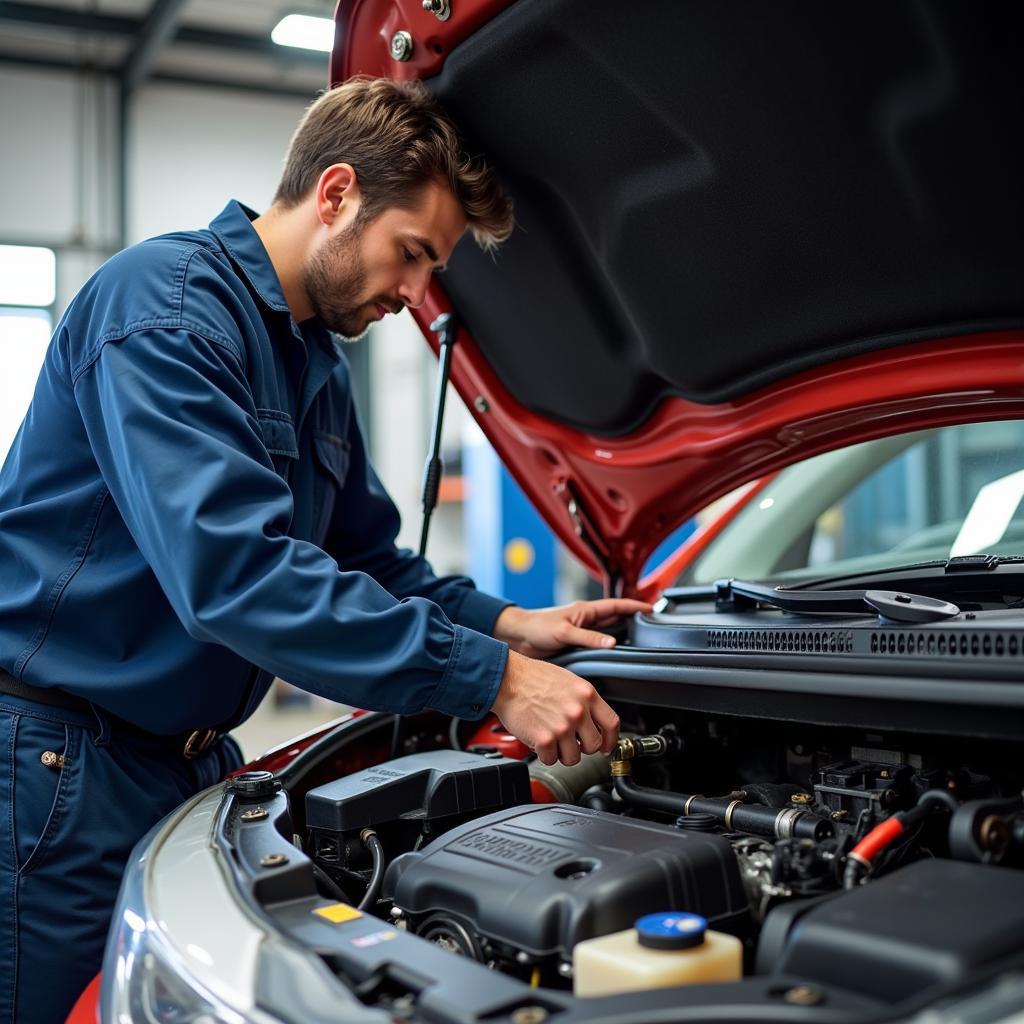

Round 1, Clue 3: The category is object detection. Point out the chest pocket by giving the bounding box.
[257,411,299,480]
[312,430,351,544]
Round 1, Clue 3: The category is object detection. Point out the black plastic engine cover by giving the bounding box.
[384,804,749,961]
[759,859,1024,1004]
[305,750,531,834]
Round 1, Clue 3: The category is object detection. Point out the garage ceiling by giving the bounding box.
[0,0,332,97]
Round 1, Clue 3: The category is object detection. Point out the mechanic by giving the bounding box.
[0,77,649,1023]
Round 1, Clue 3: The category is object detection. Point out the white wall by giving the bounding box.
[0,66,117,248]
[0,66,310,278]
[128,83,307,242]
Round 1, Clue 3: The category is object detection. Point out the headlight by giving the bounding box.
[100,788,276,1024]
[107,915,244,1023]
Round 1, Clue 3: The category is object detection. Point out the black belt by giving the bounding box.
[0,669,221,758]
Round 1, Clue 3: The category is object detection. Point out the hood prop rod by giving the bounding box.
[419,312,459,559]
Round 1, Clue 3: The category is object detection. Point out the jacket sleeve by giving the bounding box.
[323,382,513,639]
[71,325,507,720]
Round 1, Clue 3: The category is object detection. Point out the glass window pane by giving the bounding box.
[0,244,56,306]
[0,307,51,463]
[682,419,1024,585]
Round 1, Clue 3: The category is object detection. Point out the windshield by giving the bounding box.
[682,419,1024,586]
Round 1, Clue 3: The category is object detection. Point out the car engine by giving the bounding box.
[298,707,1024,1007]
[385,804,749,981]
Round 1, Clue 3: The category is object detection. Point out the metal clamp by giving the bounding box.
[723,799,743,831]
[773,807,804,839]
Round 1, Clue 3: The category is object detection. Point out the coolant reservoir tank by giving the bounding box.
[573,912,742,997]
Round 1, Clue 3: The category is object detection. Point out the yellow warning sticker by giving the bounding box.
[313,903,363,925]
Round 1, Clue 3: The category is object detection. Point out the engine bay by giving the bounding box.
[226,704,1024,1020]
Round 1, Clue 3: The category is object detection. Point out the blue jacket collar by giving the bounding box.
[209,200,292,315]
[210,200,342,363]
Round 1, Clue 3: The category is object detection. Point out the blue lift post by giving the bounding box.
[465,440,555,608]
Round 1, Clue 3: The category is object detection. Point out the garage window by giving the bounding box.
[0,244,55,462]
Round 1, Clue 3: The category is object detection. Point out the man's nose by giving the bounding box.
[398,269,431,309]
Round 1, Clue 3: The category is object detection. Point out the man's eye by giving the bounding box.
[402,248,416,263]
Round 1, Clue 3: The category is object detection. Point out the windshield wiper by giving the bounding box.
[712,578,960,624]
[661,557,1024,619]
[792,554,1024,592]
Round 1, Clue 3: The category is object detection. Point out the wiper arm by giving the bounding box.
[796,554,1024,592]
[660,557,1023,618]
[713,578,960,624]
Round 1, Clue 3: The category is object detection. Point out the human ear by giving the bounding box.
[314,163,362,226]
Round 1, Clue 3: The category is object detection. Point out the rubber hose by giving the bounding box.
[914,788,960,817]
[580,784,617,812]
[612,776,683,816]
[613,776,833,840]
[897,788,961,830]
[357,830,386,911]
[842,857,862,890]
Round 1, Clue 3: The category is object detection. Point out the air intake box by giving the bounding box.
[306,750,530,870]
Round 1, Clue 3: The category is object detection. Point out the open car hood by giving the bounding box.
[331,0,1024,595]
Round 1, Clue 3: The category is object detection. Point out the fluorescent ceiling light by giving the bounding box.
[271,14,334,52]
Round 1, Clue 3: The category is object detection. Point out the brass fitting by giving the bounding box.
[611,734,670,777]
[613,737,636,761]
[612,735,668,762]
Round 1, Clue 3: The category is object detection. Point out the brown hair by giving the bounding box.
[274,76,513,252]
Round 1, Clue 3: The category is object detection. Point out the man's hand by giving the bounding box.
[493,599,653,659]
[491,650,620,766]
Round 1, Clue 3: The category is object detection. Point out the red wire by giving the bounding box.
[851,815,906,864]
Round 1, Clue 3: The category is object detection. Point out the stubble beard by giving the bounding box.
[302,218,373,341]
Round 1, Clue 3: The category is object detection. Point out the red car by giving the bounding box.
[72,2,1024,1021]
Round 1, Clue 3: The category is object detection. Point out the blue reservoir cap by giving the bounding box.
[635,912,707,950]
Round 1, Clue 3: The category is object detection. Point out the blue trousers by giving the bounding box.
[0,693,242,1024]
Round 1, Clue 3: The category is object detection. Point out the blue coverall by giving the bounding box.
[0,200,511,1023]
